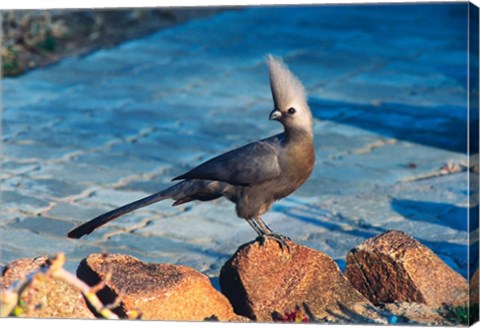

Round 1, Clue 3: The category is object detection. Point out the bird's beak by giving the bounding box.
[269,109,282,121]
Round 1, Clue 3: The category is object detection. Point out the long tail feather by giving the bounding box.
[67,189,170,239]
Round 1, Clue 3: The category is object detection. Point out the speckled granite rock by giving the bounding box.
[0,256,48,289]
[471,269,479,305]
[345,230,468,308]
[77,253,234,321]
[1,256,95,318]
[220,239,384,323]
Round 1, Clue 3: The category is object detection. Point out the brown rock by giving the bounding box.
[77,253,234,321]
[1,256,95,318]
[230,314,252,322]
[470,269,479,305]
[219,239,384,323]
[345,230,468,308]
[0,256,48,289]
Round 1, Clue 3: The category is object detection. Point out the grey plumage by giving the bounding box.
[68,55,315,244]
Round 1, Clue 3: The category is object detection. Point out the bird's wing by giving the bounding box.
[173,138,282,186]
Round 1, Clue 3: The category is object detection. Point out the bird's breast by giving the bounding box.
[275,139,315,198]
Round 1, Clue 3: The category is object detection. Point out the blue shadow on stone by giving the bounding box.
[391,198,471,232]
[310,98,474,154]
[210,276,221,292]
[273,202,384,241]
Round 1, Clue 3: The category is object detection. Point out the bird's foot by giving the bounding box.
[257,233,291,251]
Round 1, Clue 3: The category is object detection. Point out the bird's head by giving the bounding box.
[266,55,313,135]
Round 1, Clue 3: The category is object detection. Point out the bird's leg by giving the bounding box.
[246,218,265,237]
[253,217,291,250]
[253,216,273,234]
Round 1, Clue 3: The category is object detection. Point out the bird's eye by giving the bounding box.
[288,107,296,115]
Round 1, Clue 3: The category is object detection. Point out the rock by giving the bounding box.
[471,269,479,305]
[77,253,234,321]
[1,256,95,318]
[230,314,252,322]
[345,230,468,308]
[0,256,48,289]
[219,239,384,323]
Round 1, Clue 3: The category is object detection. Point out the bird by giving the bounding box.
[67,55,315,248]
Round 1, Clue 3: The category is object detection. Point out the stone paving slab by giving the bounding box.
[1,4,475,278]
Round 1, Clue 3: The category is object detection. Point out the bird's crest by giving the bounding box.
[266,55,306,110]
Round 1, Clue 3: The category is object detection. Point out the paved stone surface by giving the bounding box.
[1,3,475,284]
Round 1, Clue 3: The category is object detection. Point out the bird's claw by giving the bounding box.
[257,233,291,251]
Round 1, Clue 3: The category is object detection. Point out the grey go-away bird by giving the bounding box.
[68,55,315,247]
